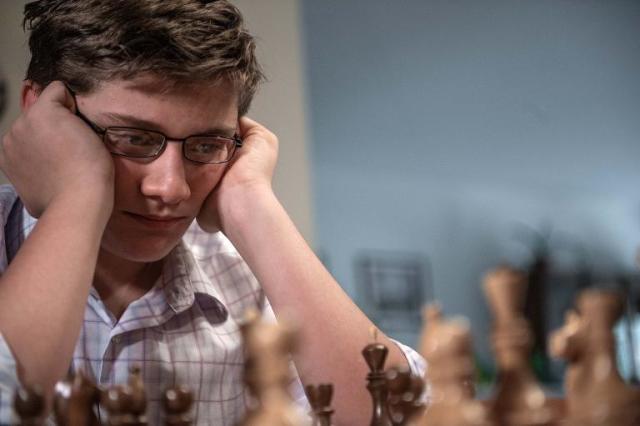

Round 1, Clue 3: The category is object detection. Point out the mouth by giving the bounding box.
[124,212,189,229]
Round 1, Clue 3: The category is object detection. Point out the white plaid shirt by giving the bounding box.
[0,184,426,425]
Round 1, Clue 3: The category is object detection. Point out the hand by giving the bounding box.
[197,116,278,233]
[0,81,115,218]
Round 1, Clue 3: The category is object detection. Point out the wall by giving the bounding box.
[302,0,640,360]
[234,0,315,243]
[0,0,315,243]
[0,0,28,135]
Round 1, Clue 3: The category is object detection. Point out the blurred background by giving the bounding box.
[2,0,640,386]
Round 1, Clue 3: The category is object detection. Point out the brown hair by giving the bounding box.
[23,0,264,115]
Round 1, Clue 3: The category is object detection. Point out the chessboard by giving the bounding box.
[10,265,640,425]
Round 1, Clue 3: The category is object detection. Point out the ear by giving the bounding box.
[20,80,42,111]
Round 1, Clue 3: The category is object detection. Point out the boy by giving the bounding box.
[0,1,425,424]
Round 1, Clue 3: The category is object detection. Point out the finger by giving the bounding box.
[38,81,76,112]
[238,116,277,147]
[238,116,263,138]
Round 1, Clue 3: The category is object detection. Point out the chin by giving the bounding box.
[101,234,184,263]
[100,217,194,263]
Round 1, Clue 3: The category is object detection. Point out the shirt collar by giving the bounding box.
[18,202,229,326]
[161,239,229,322]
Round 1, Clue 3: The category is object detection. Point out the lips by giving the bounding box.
[125,212,188,229]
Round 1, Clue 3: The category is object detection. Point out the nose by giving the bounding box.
[140,142,191,205]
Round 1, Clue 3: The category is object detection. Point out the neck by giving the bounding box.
[93,248,163,319]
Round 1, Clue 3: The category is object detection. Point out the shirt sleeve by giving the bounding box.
[261,296,430,413]
[390,338,426,377]
[0,185,20,424]
[390,338,430,404]
[0,333,19,424]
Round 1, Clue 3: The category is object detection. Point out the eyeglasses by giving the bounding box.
[68,90,242,164]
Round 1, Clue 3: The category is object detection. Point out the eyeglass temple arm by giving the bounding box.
[63,83,107,135]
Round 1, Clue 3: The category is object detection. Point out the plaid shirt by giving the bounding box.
[0,184,426,425]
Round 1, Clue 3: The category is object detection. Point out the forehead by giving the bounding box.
[114,74,233,96]
[80,76,240,135]
[94,75,238,105]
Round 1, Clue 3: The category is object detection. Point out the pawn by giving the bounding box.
[415,304,490,426]
[53,370,101,426]
[126,366,147,424]
[385,366,425,426]
[305,384,334,426]
[101,366,147,426]
[13,385,45,426]
[362,329,392,426]
[163,385,193,426]
[549,289,640,426]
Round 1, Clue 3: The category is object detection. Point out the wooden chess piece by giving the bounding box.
[385,366,425,426]
[483,266,559,426]
[362,329,392,426]
[13,385,45,426]
[126,366,147,425]
[305,384,334,426]
[101,365,148,426]
[549,289,640,426]
[102,385,128,426]
[237,309,308,426]
[163,385,193,426]
[415,304,490,426]
[53,370,101,426]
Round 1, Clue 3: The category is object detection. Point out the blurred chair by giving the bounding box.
[354,250,432,345]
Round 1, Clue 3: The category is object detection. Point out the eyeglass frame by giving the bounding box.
[66,85,243,165]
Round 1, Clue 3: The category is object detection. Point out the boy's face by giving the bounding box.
[75,77,239,263]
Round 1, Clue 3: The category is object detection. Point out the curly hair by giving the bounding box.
[23,0,264,115]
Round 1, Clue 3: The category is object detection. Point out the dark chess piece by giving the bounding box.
[53,370,101,426]
[549,289,640,426]
[13,385,45,426]
[385,366,425,426]
[101,365,148,426]
[163,385,193,426]
[305,383,334,426]
[362,329,392,426]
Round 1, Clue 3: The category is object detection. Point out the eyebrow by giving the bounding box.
[98,112,237,137]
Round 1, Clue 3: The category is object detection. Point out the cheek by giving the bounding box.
[187,164,227,202]
[112,158,140,204]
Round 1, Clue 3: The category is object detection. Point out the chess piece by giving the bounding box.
[385,366,425,426]
[101,365,148,426]
[362,329,392,426]
[238,309,308,426]
[163,385,193,426]
[305,384,334,426]
[53,370,101,426]
[415,304,490,426]
[549,289,640,426]
[13,385,45,426]
[483,266,558,426]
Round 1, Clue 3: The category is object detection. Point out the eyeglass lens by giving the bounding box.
[103,129,236,163]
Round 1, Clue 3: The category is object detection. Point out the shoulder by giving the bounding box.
[0,185,22,273]
[182,221,240,259]
[0,185,18,220]
[182,221,266,318]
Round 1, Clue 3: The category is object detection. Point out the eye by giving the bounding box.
[193,141,223,153]
[106,129,160,146]
[186,138,227,154]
